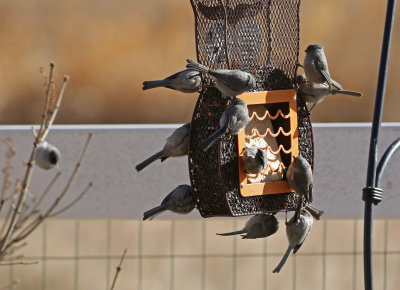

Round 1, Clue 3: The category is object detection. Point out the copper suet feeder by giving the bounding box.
[188,0,314,217]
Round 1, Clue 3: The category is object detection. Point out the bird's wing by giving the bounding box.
[160,192,172,206]
[330,79,343,90]
[314,59,331,83]
[292,170,311,199]
[210,70,247,92]
[228,114,238,130]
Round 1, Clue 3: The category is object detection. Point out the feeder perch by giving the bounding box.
[188,0,314,217]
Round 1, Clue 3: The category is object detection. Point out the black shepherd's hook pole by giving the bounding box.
[363,0,397,290]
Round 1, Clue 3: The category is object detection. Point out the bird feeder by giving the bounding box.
[188,0,314,217]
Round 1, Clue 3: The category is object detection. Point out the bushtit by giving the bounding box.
[286,156,313,221]
[143,184,195,221]
[303,44,342,90]
[200,98,250,151]
[217,214,279,239]
[142,69,202,93]
[296,74,362,109]
[305,204,324,220]
[186,59,256,97]
[34,141,61,170]
[242,145,268,174]
[136,123,190,172]
[272,209,313,273]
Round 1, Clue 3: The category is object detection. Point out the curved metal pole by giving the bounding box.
[375,137,400,187]
[363,1,396,290]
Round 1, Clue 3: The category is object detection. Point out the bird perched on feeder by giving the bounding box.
[296,74,362,111]
[242,145,268,174]
[200,98,250,151]
[34,141,61,170]
[272,209,313,273]
[286,156,313,221]
[135,122,190,172]
[143,184,196,221]
[217,214,279,239]
[186,59,256,97]
[142,69,202,93]
[303,44,342,90]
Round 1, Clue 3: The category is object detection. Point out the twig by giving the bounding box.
[41,76,69,141]
[44,133,92,217]
[49,182,93,217]
[110,248,128,290]
[0,62,67,253]
[2,242,27,257]
[1,137,15,201]
[0,261,38,266]
[37,61,54,138]
[37,171,61,206]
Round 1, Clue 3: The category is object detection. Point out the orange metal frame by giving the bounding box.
[237,89,298,197]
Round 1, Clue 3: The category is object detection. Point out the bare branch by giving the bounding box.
[44,133,92,217]
[0,261,38,266]
[2,242,28,257]
[49,182,93,217]
[37,61,55,138]
[41,76,69,141]
[0,62,66,254]
[110,248,128,290]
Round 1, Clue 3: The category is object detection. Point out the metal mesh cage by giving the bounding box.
[188,0,314,217]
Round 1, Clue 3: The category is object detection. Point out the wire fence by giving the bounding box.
[1,217,400,290]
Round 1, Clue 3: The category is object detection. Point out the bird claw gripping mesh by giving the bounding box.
[188,0,314,217]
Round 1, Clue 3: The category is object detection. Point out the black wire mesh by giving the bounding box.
[188,0,312,217]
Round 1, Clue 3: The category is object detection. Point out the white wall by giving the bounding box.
[0,123,399,218]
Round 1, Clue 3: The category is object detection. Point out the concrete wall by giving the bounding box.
[0,123,399,218]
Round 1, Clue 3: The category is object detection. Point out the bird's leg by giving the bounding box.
[294,196,304,222]
[308,103,316,113]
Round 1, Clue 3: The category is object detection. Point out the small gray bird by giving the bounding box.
[200,98,250,151]
[242,146,268,174]
[34,141,61,170]
[143,184,195,221]
[136,123,190,172]
[286,156,313,221]
[296,74,362,110]
[186,59,256,97]
[142,69,202,93]
[272,209,313,273]
[303,44,342,90]
[217,214,279,239]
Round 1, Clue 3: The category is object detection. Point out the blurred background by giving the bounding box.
[0,0,399,125]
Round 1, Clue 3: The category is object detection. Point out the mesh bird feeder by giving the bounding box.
[188,0,314,217]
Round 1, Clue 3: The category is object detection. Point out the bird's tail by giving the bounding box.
[135,150,163,172]
[305,204,324,220]
[216,229,246,236]
[142,80,170,90]
[186,59,209,74]
[200,127,226,151]
[143,204,168,221]
[272,246,292,273]
[331,89,363,97]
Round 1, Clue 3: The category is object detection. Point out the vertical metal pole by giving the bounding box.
[363,1,396,290]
